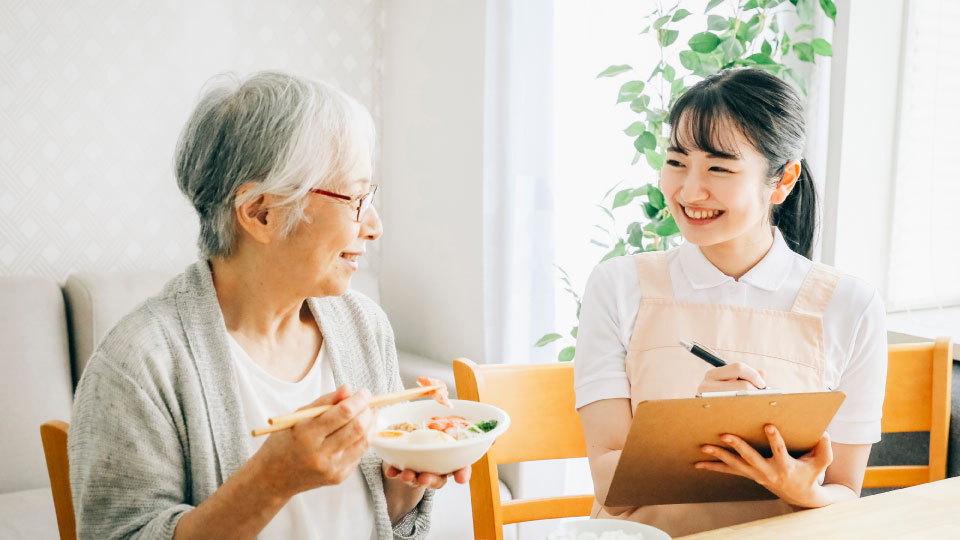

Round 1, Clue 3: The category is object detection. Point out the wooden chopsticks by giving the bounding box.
[251,384,442,437]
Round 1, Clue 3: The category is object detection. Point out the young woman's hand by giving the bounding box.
[695,424,834,508]
[253,385,376,498]
[697,363,767,393]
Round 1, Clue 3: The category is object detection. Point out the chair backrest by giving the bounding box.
[453,358,594,540]
[863,337,952,488]
[40,420,75,540]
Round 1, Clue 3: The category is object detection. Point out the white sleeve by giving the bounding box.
[573,257,641,409]
[826,290,888,444]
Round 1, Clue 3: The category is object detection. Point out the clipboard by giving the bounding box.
[604,391,845,507]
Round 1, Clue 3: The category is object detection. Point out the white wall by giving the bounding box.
[379,0,487,363]
[0,0,383,281]
[822,0,906,296]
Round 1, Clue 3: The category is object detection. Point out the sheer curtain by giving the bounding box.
[483,0,556,366]
[886,0,960,311]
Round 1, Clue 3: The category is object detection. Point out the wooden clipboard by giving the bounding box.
[604,391,845,507]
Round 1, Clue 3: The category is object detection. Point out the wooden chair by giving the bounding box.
[863,337,953,488]
[40,420,76,540]
[453,358,594,540]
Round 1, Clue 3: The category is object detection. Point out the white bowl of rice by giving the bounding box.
[371,398,510,475]
[547,519,672,540]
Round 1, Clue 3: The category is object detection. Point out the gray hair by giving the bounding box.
[174,71,376,258]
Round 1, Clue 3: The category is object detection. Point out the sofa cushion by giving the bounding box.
[63,271,174,384]
[0,277,73,494]
[0,487,59,539]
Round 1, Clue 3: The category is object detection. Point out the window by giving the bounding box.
[886,0,960,311]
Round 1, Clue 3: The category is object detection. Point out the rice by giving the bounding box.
[546,530,644,540]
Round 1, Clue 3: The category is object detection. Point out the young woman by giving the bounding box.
[574,68,887,537]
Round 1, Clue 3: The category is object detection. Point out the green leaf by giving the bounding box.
[571,326,578,339]
[782,32,792,55]
[624,121,646,136]
[819,0,837,21]
[642,202,660,219]
[746,53,776,64]
[792,42,815,62]
[558,346,576,362]
[796,0,815,24]
[627,222,645,247]
[600,239,627,262]
[648,186,666,208]
[636,131,657,152]
[679,50,700,70]
[639,25,652,35]
[597,64,632,78]
[695,52,722,76]
[663,64,676,82]
[601,181,623,201]
[535,333,563,347]
[794,23,814,32]
[743,0,759,9]
[671,79,685,96]
[707,15,729,32]
[761,40,772,56]
[688,32,721,53]
[658,29,680,47]
[644,148,664,170]
[589,239,609,248]
[784,67,808,95]
[612,188,637,209]
[720,37,746,62]
[653,15,671,29]
[736,14,763,42]
[655,216,680,236]
[672,8,692,22]
[812,38,833,56]
[629,95,651,113]
[705,0,725,13]
[617,80,645,103]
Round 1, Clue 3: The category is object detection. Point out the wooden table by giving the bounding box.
[677,477,960,539]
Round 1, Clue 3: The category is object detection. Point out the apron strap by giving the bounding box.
[790,263,842,316]
[633,251,674,300]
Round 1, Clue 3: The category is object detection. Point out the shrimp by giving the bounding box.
[417,376,452,408]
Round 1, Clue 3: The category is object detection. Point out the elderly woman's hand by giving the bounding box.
[254,385,375,498]
[382,463,471,524]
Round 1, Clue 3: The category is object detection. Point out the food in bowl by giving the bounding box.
[371,399,510,474]
[417,376,452,407]
[377,415,499,444]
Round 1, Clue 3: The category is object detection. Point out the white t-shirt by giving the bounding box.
[573,229,888,445]
[229,336,376,540]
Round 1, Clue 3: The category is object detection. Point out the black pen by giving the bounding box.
[678,339,727,368]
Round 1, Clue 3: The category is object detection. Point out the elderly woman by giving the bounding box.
[68,71,468,540]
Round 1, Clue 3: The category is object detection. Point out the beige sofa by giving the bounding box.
[0,270,515,539]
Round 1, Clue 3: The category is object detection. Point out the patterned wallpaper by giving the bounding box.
[0,0,383,282]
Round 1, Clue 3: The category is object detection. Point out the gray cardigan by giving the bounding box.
[68,261,433,539]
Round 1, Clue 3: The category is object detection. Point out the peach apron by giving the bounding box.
[593,251,840,537]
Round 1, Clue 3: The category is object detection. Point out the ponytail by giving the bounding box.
[772,158,818,259]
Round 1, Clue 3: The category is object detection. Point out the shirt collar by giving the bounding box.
[678,228,794,291]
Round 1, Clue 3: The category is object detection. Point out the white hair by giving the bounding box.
[174,71,376,258]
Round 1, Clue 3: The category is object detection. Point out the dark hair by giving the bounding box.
[667,68,817,258]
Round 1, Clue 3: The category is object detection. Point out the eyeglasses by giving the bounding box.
[309,184,378,222]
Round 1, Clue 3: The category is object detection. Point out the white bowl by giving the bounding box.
[548,519,672,540]
[372,398,510,475]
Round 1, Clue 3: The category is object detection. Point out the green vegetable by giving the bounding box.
[470,420,498,433]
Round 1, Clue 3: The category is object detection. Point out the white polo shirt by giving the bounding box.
[573,229,887,445]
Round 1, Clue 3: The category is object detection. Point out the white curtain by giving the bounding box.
[483,0,556,366]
